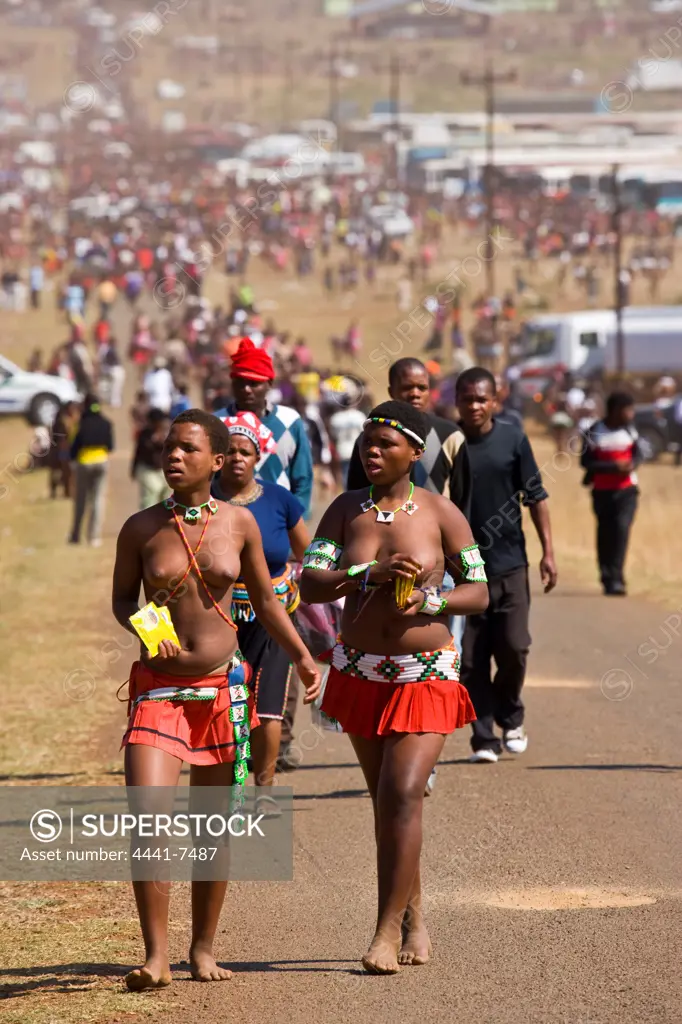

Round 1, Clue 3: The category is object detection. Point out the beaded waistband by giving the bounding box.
[231,564,300,622]
[331,640,460,684]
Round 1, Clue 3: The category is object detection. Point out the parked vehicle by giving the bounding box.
[368,204,414,237]
[0,355,80,426]
[516,307,682,399]
[634,402,680,461]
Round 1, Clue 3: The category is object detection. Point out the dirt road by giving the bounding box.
[103,577,673,1024]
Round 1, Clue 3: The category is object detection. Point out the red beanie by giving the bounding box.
[229,338,275,381]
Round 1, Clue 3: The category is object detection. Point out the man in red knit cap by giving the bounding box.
[214,338,313,515]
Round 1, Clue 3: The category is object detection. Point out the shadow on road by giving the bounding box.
[0,770,124,781]
[528,763,682,773]
[0,962,126,998]
[0,958,362,996]
[294,789,369,801]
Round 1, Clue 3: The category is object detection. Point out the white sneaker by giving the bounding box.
[424,768,437,796]
[503,727,528,754]
[469,748,499,764]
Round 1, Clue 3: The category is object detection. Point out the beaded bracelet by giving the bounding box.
[359,564,374,593]
[419,587,447,616]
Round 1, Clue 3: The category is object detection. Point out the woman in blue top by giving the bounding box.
[213,412,310,790]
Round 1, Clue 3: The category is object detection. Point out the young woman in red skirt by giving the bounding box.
[300,400,488,974]
[113,409,320,992]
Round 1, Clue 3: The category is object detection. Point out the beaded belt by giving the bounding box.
[331,640,460,684]
[132,686,219,706]
[231,564,300,622]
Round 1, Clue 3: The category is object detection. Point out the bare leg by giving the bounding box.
[366,733,444,973]
[187,762,234,982]
[399,863,432,966]
[349,734,402,973]
[250,718,282,787]
[124,744,183,991]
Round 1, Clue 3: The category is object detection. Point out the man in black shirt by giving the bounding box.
[456,367,557,763]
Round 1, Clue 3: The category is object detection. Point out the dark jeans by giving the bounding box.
[461,567,531,753]
[592,486,638,591]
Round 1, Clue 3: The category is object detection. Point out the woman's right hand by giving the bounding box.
[155,640,182,659]
[368,553,423,584]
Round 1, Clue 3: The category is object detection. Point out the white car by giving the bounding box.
[368,205,414,238]
[0,355,81,425]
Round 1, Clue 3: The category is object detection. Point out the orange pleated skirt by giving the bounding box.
[121,659,259,766]
[320,638,475,739]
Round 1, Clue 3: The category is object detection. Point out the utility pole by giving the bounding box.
[233,31,242,117]
[372,52,415,185]
[282,41,301,129]
[282,47,292,128]
[612,162,625,378]
[252,42,263,120]
[461,62,516,368]
[329,40,339,132]
[389,52,400,184]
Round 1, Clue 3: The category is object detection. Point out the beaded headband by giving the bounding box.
[364,416,426,449]
[226,424,260,454]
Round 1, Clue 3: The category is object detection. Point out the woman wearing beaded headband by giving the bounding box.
[113,409,320,992]
[212,411,311,795]
[300,400,488,975]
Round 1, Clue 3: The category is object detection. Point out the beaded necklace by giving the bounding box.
[164,495,219,523]
[162,505,237,632]
[360,482,419,524]
[225,482,263,507]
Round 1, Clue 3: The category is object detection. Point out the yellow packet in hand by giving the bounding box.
[129,602,181,658]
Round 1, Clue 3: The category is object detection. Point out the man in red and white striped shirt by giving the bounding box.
[580,391,643,596]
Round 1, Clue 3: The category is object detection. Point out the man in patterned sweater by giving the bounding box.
[214,338,313,517]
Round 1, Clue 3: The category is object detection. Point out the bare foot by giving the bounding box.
[398,919,432,966]
[361,933,401,975]
[189,946,233,982]
[125,954,172,992]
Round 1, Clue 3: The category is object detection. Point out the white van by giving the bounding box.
[517,307,682,396]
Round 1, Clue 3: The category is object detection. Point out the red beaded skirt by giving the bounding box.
[121,657,259,766]
[320,638,475,739]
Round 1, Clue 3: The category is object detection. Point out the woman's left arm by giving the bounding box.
[238,509,321,702]
[436,497,489,616]
[288,516,311,563]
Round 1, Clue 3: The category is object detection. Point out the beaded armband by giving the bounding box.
[460,544,488,582]
[302,537,344,571]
